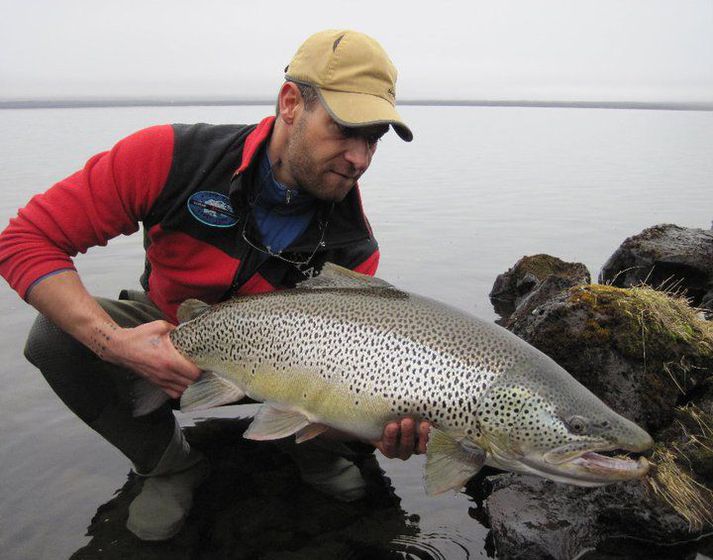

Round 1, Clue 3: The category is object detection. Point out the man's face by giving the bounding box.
[282,101,389,202]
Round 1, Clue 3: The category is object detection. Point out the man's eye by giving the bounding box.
[365,134,381,146]
[336,124,352,138]
[334,123,382,146]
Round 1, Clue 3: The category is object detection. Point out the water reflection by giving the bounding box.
[59,416,713,559]
[70,417,425,559]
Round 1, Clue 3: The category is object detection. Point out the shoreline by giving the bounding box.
[1,98,712,112]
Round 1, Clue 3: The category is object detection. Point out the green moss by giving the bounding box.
[673,405,713,480]
[647,444,713,531]
[567,285,713,393]
[582,319,612,345]
[647,405,713,530]
[514,254,582,282]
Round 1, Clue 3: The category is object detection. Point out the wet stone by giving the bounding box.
[489,254,590,324]
[599,223,713,315]
[481,473,708,560]
[480,246,713,559]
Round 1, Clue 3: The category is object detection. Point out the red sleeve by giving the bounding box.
[0,125,174,299]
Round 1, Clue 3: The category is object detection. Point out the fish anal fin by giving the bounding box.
[244,405,310,441]
[180,371,245,412]
[424,427,486,495]
[177,298,211,323]
[295,423,330,444]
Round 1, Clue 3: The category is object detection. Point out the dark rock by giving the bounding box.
[483,474,706,560]
[70,417,416,560]
[483,254,713,559]
[599,224,713,315]
[490,254,590,323]
[506,284,713,431]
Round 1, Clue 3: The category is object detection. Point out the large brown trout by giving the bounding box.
[160,264,652,494]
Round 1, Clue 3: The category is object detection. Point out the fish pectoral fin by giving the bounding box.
[180,371,245,412]
[244,405,310,441]
[424,427,486,496]
[177,298,211,323]
[295,423,330,444]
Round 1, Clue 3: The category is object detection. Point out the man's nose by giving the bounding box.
[343,137,372,172]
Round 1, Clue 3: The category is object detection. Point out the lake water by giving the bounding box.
[0,104,711,560]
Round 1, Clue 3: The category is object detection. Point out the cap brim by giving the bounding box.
[317,88,413,142]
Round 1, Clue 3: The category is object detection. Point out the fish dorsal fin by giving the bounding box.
[424,427,486,495]
[177,298,211,323]
[298,262,395,290]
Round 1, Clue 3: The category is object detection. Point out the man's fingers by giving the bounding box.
[417,421,430,455]
[380,422,399,457]
[162,386,183,400]
[163,332,202,380]
[170,367,201,386]
[398,418,415,460]
[148,366,195,388]
[374,419,432,460]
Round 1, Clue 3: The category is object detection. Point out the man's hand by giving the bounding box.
[373,418,430,460]
[26,270,201,399]
[102,320,202,399]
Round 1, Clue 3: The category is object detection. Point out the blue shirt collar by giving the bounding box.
[257,150,315,212]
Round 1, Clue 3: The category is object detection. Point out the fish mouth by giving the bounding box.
[567,449,651,480]
[486,435,652,486]
[535,444,653,485]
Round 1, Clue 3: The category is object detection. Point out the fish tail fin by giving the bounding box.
[131,378,172,417]
[180,371,246,412]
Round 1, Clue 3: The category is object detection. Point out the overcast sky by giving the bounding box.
[2,0,712,103]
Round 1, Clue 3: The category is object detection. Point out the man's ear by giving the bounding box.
[277,82,302,125]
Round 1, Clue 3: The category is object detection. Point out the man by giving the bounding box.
[0,29,429,541]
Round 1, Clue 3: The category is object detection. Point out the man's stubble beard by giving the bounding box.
[284,115,352,203]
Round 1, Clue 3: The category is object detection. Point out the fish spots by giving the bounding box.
[168,287,572,450]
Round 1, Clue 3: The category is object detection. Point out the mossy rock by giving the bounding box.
[502,282,713,540]
[490,254,590,321]
[507,284,713,432]
[600,224,713,310]
[567,284,713,365]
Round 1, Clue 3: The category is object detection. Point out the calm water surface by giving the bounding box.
[0,104,711,559]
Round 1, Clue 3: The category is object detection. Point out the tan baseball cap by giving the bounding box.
[285,29,413,142]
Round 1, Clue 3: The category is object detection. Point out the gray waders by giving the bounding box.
[24,291,209,541]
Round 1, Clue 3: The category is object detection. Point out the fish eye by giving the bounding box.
[565,415,589,434]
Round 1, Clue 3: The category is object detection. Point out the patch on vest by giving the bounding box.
[187,191,238,228]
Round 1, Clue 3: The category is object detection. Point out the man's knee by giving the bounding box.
[23,294,163,369]
[24,312,82,370]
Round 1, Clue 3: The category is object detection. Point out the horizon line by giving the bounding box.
[1,97,712,112]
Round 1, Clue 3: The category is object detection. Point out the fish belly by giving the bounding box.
[207,358,395,442]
